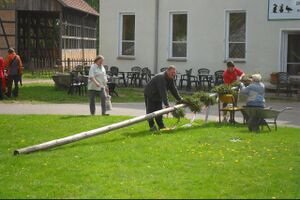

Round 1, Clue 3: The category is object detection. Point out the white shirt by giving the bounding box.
[88,64,108,91]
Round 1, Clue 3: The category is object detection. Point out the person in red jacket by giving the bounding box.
[4,48,23,97]
[222,61,245,122]
[223,61,245,85]
[0,56,4,100]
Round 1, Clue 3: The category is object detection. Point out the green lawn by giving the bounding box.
[0,115,299,198]
[2,83,145,103]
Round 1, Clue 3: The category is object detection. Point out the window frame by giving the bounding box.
[118,12,136,59]
[225,10,247,62]
[168,11,188,61]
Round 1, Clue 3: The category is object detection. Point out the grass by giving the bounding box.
[2,83,145,103]
[0,115,299,198]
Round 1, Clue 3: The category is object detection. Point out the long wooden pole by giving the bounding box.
[14,104,187,155]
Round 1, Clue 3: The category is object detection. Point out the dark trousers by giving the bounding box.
[144,95,165,129]
[89,89,106,115]
[7,75,19,97]
[0,78,3,100]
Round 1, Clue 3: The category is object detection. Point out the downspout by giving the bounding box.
[82,13,89,64]
[154,0,159,74]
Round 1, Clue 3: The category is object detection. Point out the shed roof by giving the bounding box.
[58,0,99,16]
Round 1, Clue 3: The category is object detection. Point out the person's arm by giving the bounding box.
[235,68,245,80]
[240,82,252,95]
[169,79,182,101]
[156,77,169,106]
[17,55,23,75]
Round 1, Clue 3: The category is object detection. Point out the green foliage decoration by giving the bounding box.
[171,108,186,122]
[171,91,217,121]
[211,83,239,95]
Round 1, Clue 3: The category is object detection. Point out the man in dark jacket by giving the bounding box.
[144,65,182,131]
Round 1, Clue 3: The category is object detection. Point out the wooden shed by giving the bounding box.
[0,0,99,71]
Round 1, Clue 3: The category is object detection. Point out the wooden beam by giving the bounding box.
[0,17,10,48]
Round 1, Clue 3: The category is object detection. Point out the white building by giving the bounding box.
[99,0,300,79]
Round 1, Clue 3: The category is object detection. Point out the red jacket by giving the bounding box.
[4,53,23,75]
[0,57,4,79]
[223,67,243,85]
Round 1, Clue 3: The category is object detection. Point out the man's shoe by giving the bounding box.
[102,113,110,116]
[149,126,158,132]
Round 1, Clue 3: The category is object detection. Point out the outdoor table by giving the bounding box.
[289,75,300,100]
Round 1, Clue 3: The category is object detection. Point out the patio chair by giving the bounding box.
[241,107,292,132]
[276,72,292,97]
[160,67,168,72]
[139,67,152,86]
[68,71,86,96]
[218,94,243,124]
[110,66,127,87]
[198,68,213,91]
[213,70,224,86]
[127,66,142,86]
[179,68,198,90]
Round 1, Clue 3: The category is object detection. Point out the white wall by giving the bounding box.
[100,0,300,79]
[100,0,156,72]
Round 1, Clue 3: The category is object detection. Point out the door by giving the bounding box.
[287,33,300,75]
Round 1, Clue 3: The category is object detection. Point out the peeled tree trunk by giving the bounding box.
[14,104,187,155]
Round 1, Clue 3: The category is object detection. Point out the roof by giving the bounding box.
[58,0,99,16]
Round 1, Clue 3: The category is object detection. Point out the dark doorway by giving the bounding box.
[287,33,300,75]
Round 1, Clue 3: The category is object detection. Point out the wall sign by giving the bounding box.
[268,0,300,20]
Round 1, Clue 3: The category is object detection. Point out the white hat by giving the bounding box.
[251,74,262,82]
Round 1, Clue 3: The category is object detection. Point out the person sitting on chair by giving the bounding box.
[240,74,266,132]
[240,73,265,108]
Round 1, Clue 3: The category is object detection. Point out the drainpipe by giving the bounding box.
[154,0,159,74]
[82,13,89,65]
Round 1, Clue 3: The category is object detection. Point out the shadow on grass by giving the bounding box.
[59,115,90,120]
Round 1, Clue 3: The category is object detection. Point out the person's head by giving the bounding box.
[94,55,104,66]
[8,48,15,54]
[226,61,235,72]
[166,65,177,80]
[251,74,262,82]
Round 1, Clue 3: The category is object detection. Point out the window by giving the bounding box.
[226,11,246,61]
[169,13,188,58]
[119,13,135,57]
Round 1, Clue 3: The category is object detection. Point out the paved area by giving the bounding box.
[1,101,299,128]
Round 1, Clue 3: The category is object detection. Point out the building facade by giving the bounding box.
[100,0,300,79]
[0,0,99,71]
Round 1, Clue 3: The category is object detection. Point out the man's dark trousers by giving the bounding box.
[7,75,19,97]
[144,95,165,129]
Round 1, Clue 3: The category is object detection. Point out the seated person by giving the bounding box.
[240,73,265,108]
[240,74,266,131]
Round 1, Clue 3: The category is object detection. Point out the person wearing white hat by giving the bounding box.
[240,73,265,108]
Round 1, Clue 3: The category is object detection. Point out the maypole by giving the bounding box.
[14,104,187,155]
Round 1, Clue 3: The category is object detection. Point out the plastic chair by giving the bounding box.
[218,94,243,124]
[110,66,127,87]
[198,68,212,91]
[276,72,292,97]
[179,69,198,90]
[213,70,224,86]
[127,66,141,86]
[139,67,152,86]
